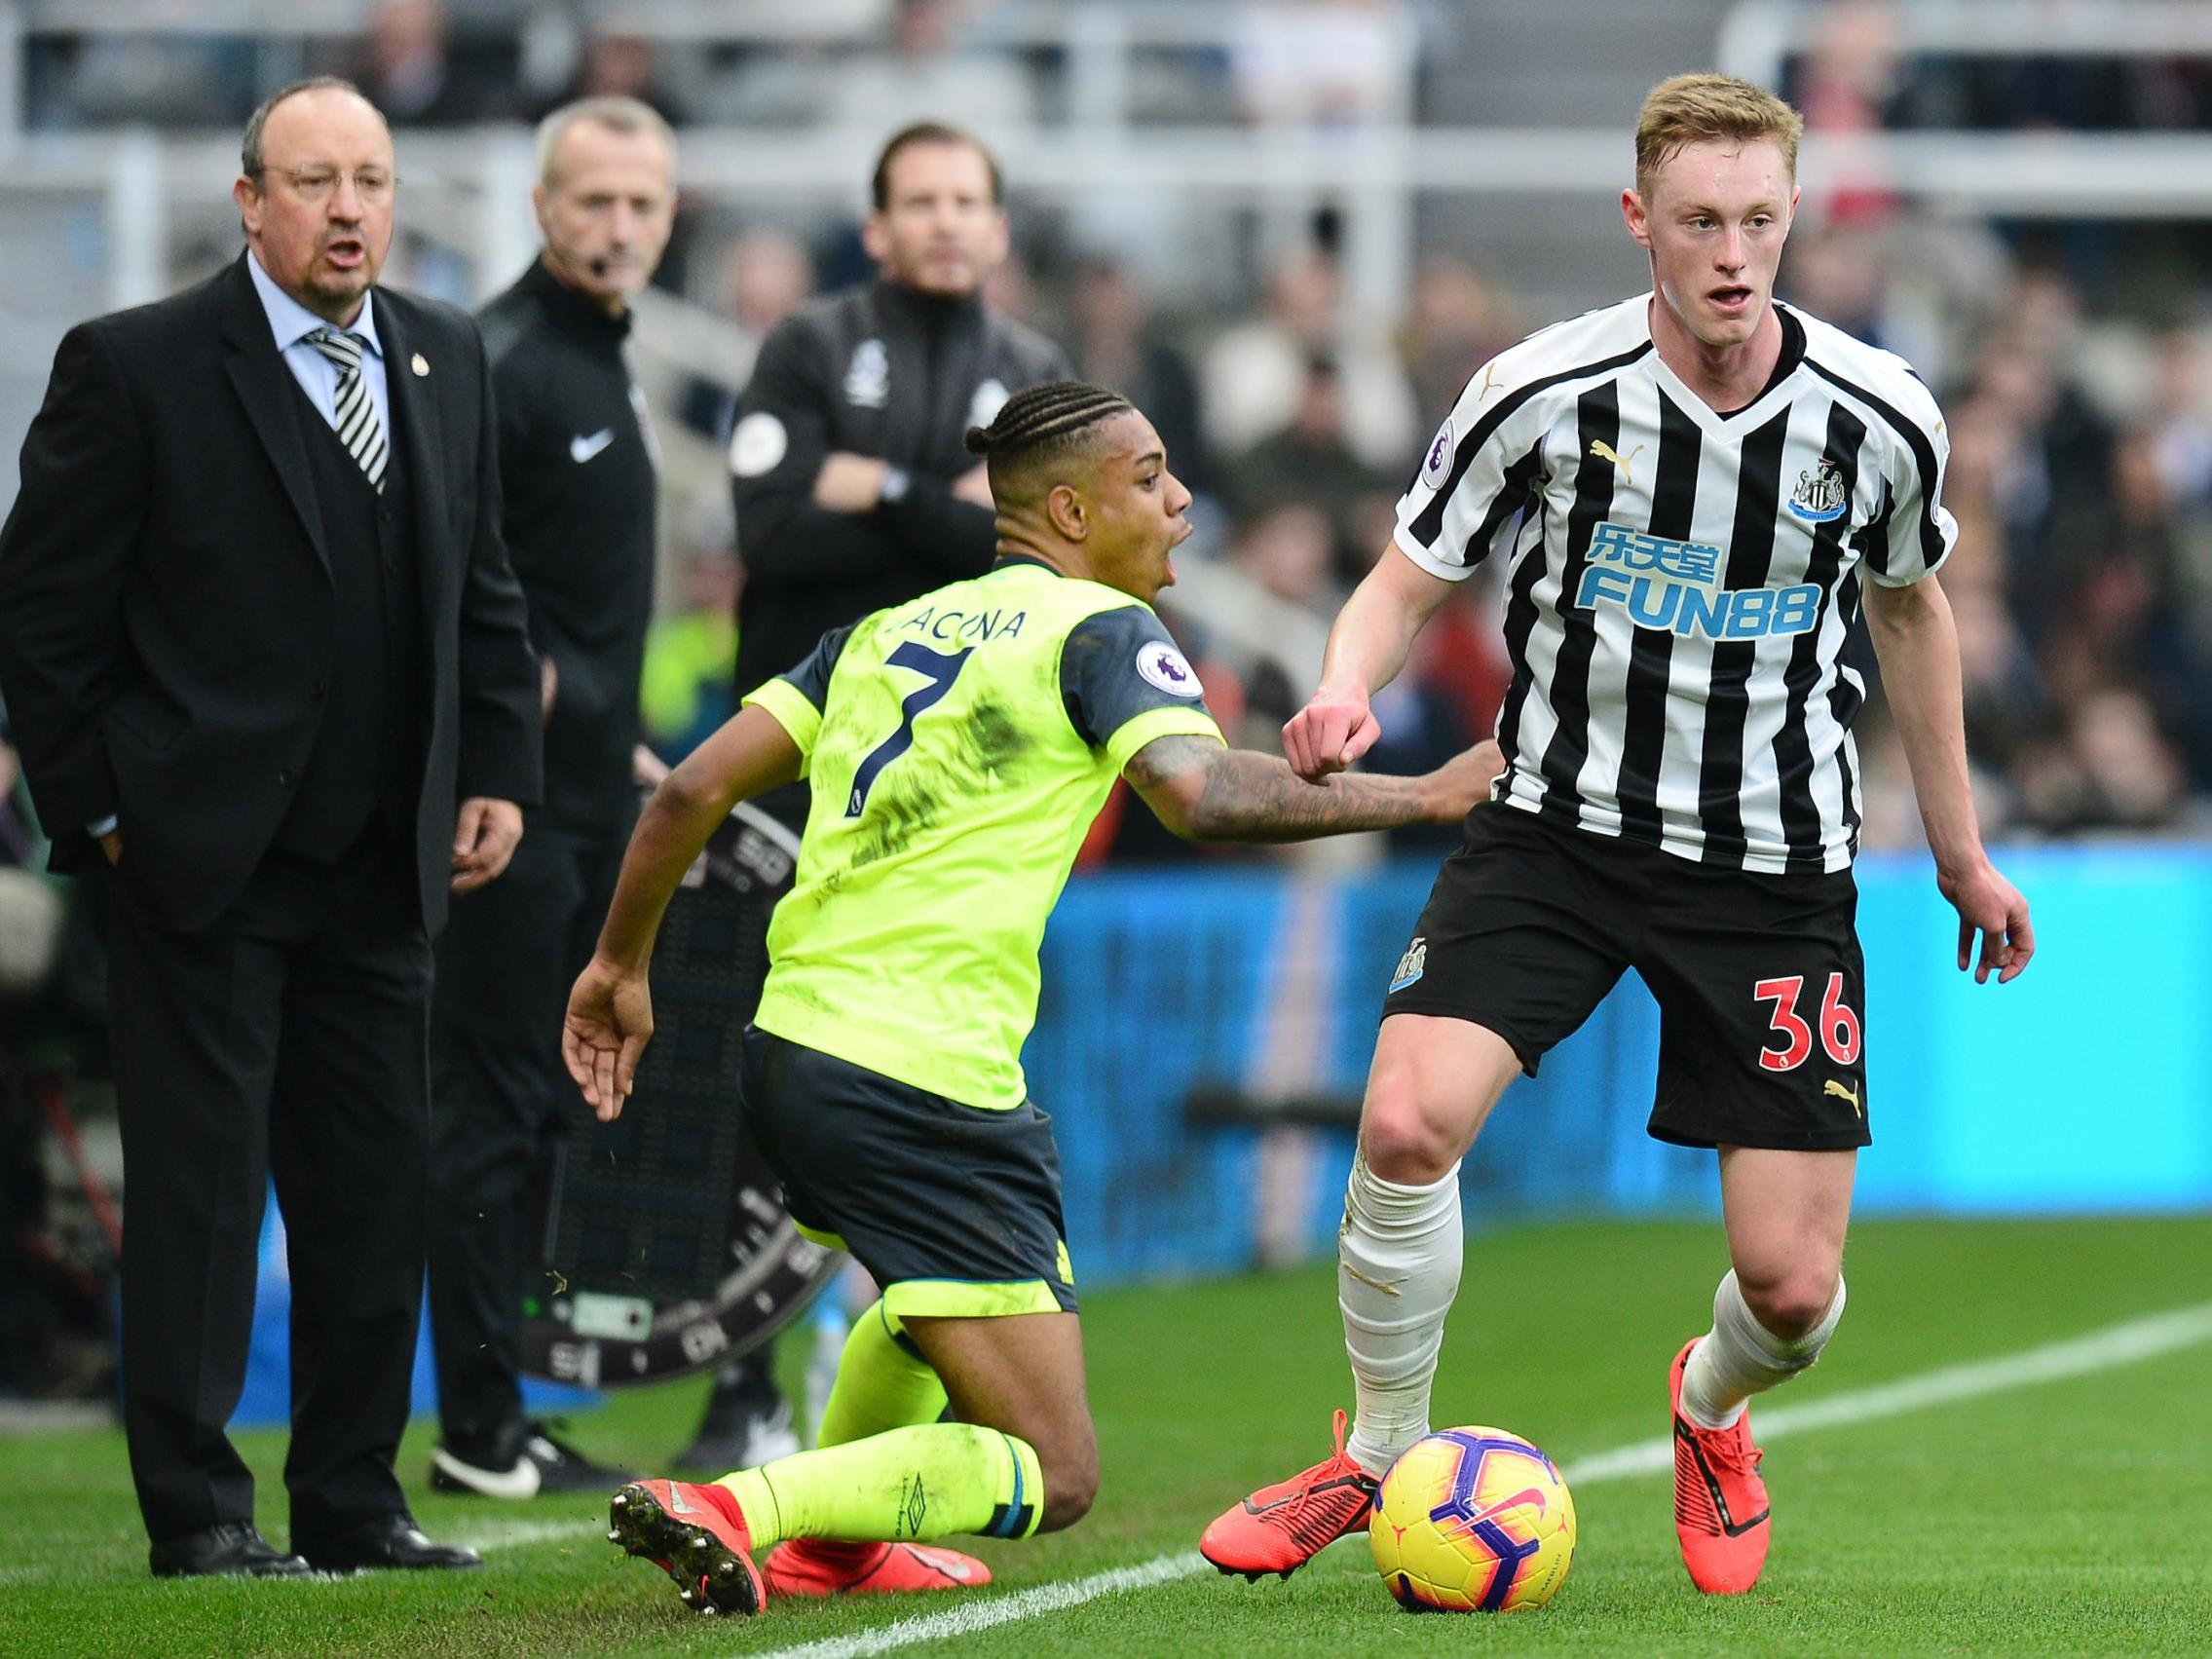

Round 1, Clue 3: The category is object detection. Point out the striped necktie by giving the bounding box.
[303,326,388,494]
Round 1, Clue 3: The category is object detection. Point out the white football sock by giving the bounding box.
[1338,1152,1463,1477]
[1679,1268,1846,1431]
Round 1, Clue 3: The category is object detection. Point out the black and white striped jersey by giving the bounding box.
[1394,294,1954,875]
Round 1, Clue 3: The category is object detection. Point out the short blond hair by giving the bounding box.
[1634,73,1803,200]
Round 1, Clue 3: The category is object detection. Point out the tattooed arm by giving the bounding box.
[1126,735,1505,844]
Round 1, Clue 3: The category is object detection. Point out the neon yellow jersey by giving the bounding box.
[741,558,1222,1109]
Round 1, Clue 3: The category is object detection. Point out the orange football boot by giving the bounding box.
[606,1479,768,1616]
[1669,1339,1772,1595]
[1199,1410,1380,1580]
[762,1537,992,1597]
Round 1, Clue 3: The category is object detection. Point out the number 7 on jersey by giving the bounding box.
[846,641,974,816]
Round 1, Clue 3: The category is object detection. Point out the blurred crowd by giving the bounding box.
[11,0,2212,864]
[635,225,1522,867]
[20,0,1414,136]
[1832,251,2212,848]
[1788,0,2212,136]
[635,209,2212,862]
[1779,0,2212,846]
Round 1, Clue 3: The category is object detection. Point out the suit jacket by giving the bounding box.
[0,253,542,933]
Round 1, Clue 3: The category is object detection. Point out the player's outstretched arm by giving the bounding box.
[563,705,805,1119]
[1128,734,1504,844]
[1864,576,2035,984]
[1286,547,1459,781]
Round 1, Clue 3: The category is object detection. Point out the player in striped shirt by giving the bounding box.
[1201,73,2036,1598]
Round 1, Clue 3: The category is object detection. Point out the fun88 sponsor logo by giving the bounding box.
[1574,521,1820,640]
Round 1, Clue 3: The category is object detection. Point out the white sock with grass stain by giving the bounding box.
[1339,1152,1464,1476]
[1679,1268,1846,1430]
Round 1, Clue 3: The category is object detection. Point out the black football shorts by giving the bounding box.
[1382,804,1871,1151]
[739,1026,1079,1318]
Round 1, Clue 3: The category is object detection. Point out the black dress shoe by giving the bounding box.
[294,1514,483,1572]
[148,1521,314,1579]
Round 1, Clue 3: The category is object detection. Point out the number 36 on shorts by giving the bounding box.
[1751,972,1861,1072]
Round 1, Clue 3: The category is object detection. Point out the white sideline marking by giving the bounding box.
[747,1297,2212,1659]
[0,1402,111,1436]
[750,1552,1204,1659]
[1562,1297,2212,1485]
[455,1517,607,1553]
[3,1302,2206,1602]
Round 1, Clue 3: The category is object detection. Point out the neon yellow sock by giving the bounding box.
[816,1300,948,1448]
[718,1423,1043,1551]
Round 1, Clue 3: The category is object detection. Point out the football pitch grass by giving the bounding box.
[5,1213,2209,1657]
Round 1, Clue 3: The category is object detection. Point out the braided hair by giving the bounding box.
[963,381,1135,494]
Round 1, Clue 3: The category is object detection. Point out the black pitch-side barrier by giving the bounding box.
[521,801,844,1388]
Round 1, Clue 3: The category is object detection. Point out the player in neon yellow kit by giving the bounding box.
[564,382,1501,1616]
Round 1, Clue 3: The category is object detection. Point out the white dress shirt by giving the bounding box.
[244,247,392,437]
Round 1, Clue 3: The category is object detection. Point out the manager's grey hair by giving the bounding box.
[241,76,381,178]
[535,95,677,190]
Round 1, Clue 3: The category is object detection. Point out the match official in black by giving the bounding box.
[0,79,539,1576]
[689,120,1070,1469]
[422,95,678,1499]
[727,121,1071,703]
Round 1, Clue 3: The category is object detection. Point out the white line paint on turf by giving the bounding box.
[1561,1296,2212,1486]
[744,1296,2212,1659]
[0,1402,110,1435]
[456,1516,605,1553]
[750,1552,1207,1659]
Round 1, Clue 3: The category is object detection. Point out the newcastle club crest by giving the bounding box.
[1787,457,1848,524]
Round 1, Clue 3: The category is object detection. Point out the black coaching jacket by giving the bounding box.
[728,277,1069,698]
[0,254,542,933]
[478,258,656,836]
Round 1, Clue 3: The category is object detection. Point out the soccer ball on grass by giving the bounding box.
[1368,1426,1575,1612]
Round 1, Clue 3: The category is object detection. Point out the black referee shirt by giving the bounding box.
[478,259,656,834]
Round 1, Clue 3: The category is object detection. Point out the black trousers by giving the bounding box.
[425,820,622,1454]
[106,832,431,1546]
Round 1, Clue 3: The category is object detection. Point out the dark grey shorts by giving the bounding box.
[740,1026,1079,1316]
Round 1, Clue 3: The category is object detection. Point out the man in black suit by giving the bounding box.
[0,77,540,1578]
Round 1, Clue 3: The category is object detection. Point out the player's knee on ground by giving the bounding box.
[1358,1077,1463,1186]
[1734,1262,1842,1343]
[1033,1421,1099,1532]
